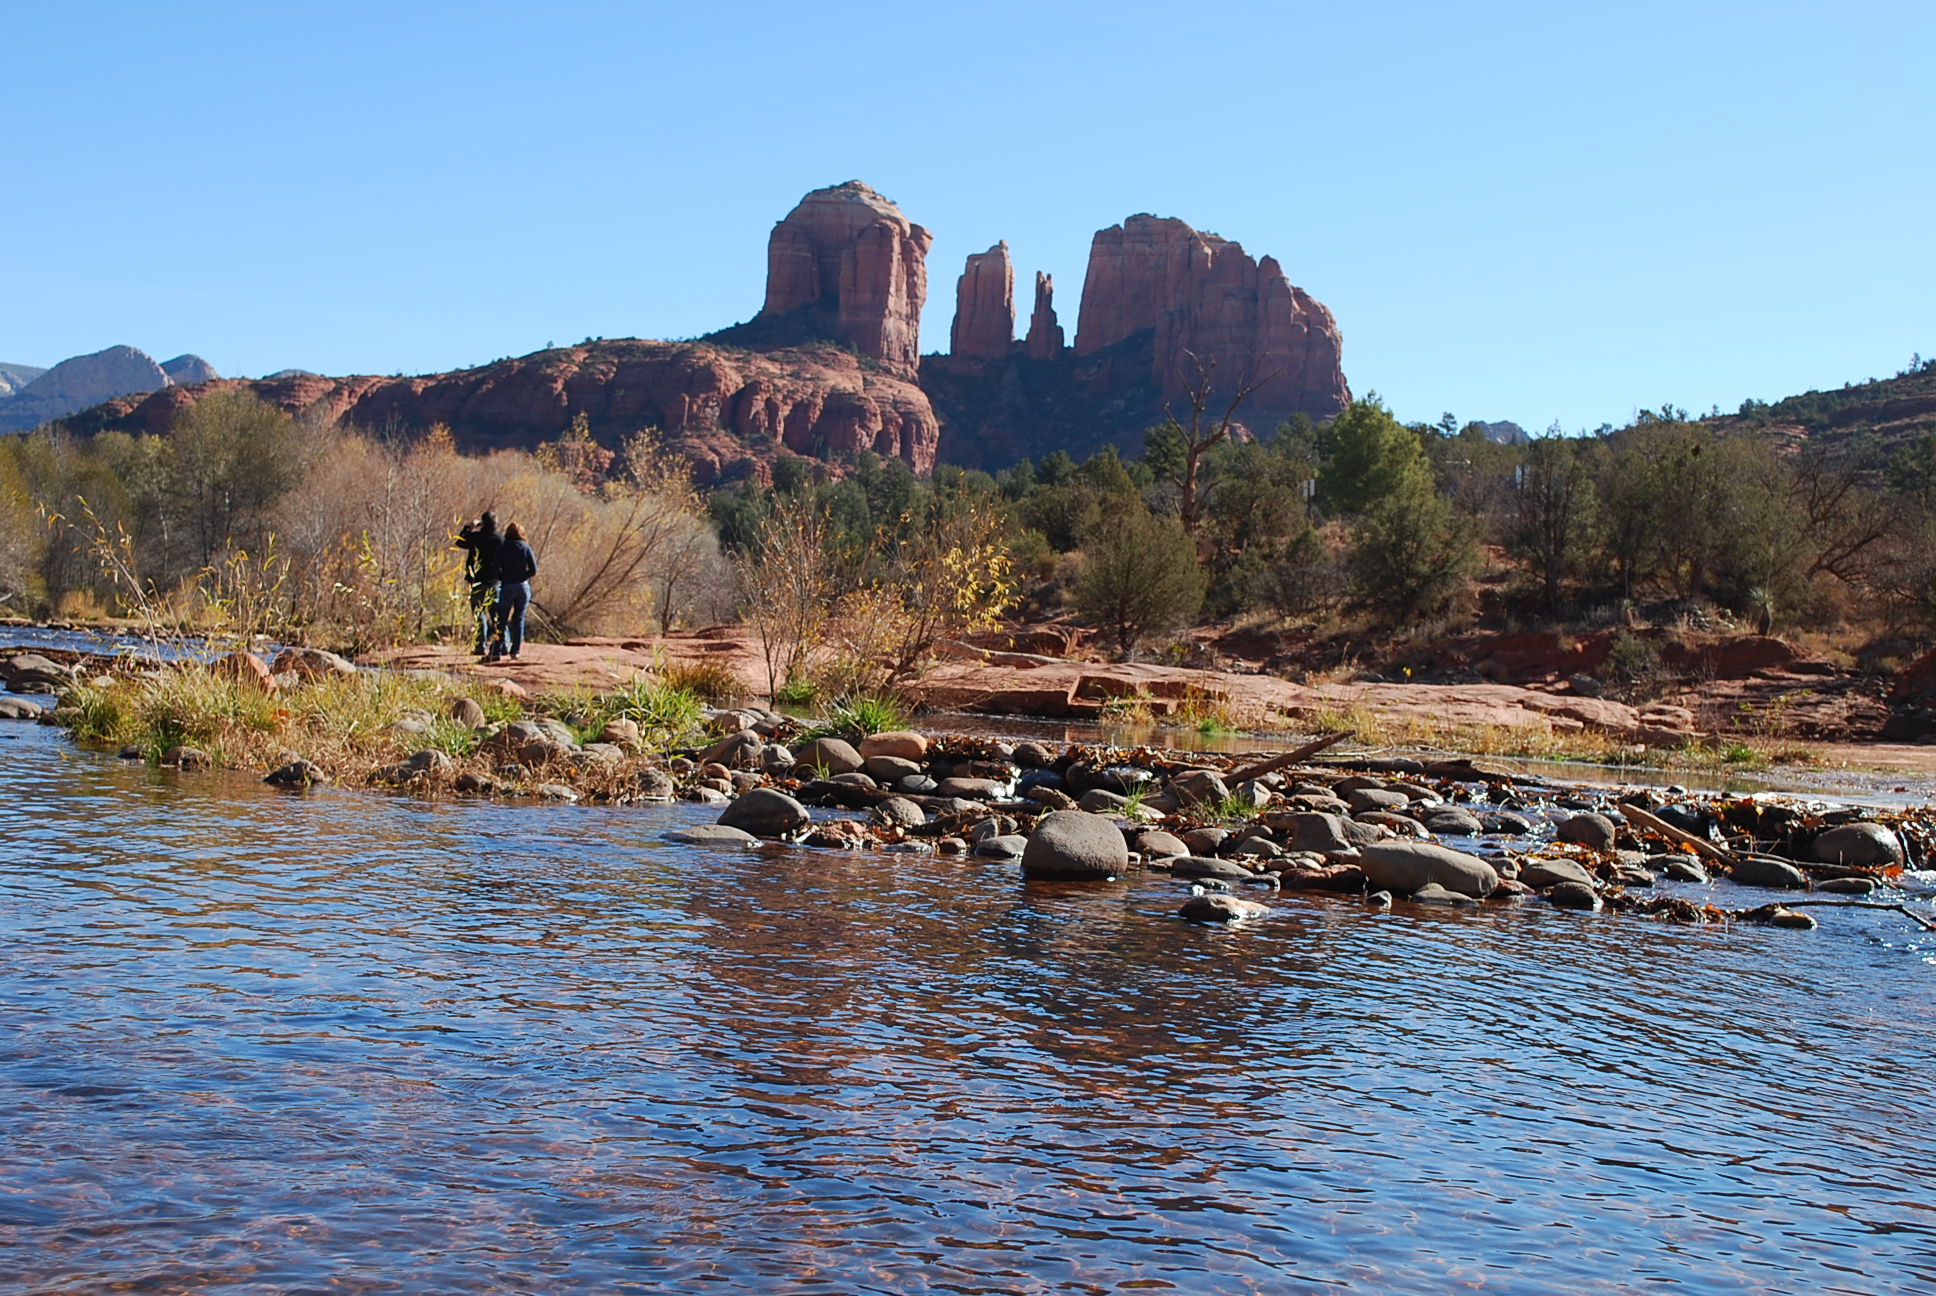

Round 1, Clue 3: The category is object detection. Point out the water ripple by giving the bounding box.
[1,722,1933,1293]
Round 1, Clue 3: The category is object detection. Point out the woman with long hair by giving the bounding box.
[489,521,537,660]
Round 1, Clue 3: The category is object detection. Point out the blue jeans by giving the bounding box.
[494,580,529,656]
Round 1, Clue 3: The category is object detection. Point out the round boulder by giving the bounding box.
[719,788,811,838]
[794,737,864,775]
[1020,810,1129,882]
[1422,807,1484,837]
[1346,787,1410,814]
[1357,841,1500,898]
[1556,813,1618,850]
[863,755,923,783]
[1730,855,1808,889]
[698,728,763,769]
[1520,857,1598,890]
[1546,881,1602,911]
[1651,853,1709,883]
[1170,768,1232,807]
[1135,829,1191,860]
[1812,823,1902,868]
[1275,812,1356,855]
[858,730,928,761]
[871,796,927,828]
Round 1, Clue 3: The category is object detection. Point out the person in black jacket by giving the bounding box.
[488,521,538,660]
[452,511,501,657]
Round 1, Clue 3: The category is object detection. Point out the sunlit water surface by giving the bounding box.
[2,713,1935,1294]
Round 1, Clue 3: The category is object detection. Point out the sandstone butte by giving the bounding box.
[69,180,1352,482]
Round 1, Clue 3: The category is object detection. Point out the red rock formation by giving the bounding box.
[758,180,932,377]
[1074,214,1348,425]
[80,340,940,484]
[949,242,1014,360]
[1025,272,1064,361]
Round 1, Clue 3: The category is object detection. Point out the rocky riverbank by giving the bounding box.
[9,642,1930,938]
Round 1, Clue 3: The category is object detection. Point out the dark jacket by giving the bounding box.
[496,539,537,585]
[455,526,502,588]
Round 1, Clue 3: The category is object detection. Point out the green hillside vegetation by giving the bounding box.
[1716,353,1936,471]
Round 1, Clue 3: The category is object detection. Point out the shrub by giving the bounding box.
[596,677,707,749]
[1073,507,1205,656]
[806,694,908,740]
[656,658,750,704]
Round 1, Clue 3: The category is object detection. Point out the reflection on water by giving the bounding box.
[2,722,1935,1294]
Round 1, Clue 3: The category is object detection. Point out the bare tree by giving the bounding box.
[735,493,833,701]
[1150,350,1273,535]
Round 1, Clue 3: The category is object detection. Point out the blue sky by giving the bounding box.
[4,0,1931,433]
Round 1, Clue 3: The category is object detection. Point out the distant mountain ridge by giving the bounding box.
[0,362,47,398]
[0,345,218,433]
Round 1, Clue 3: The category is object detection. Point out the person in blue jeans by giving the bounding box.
[488,521,538,660]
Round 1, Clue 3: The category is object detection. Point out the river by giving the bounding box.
[1,677,1934,1292]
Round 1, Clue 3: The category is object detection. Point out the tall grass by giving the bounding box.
[60,663,520,771]
[552,676,708,749]
[805,694,908,740]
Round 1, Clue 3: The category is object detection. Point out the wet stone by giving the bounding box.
[1520,858,1597,890]
[1169,856,1255,882]
[1422,808,1484,837]
[264,760,326,788]
[1652,854,1708,883]
[871,797,927,828]
[1730,856,1808,890]
[1546,881,1603,911]
[1556,813,1618,850]
[665,824,759,847]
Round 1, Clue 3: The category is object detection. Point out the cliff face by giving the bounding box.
[754,181,932,377]
[77,340,940,485]
[1074,214,1347,426]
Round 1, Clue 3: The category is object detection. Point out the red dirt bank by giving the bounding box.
[361,626,1936,783]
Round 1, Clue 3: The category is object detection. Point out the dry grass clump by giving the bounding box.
[60,664,522,777]
[655,657,750,705]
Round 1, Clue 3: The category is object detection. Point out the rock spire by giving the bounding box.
[950,242,1014,360]
[1025,272,1064,361]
